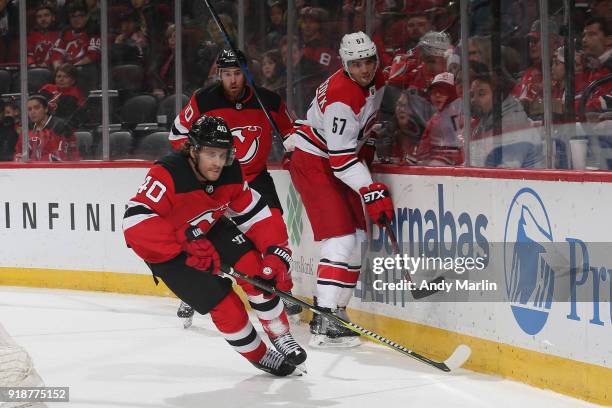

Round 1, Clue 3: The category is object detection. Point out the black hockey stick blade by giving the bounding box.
[382,217,446,299]
[219,264,469,372]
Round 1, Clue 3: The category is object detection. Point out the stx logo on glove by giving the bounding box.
[362,189,387,203]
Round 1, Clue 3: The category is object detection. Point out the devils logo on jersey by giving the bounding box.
[188,204,228,232]
[231,126,262,165]
[33,41,53,64]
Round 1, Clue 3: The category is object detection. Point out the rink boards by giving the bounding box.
[0,162,610,405]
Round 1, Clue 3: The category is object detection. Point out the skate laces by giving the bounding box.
[259,348,286,370]
[272,333,300,354]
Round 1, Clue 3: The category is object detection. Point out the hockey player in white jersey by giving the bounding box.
[287,32,394,347]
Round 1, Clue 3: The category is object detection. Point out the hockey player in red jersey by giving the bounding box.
[124,116,306,376]
[169,49,302,322]
[287,32,394,347]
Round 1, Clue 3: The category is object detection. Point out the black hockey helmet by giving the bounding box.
[216,48,246,69]
[188,115,235,165]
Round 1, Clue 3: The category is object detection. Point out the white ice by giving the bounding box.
[0,286,602,408]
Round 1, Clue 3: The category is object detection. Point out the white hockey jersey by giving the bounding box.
[293,68,386,192]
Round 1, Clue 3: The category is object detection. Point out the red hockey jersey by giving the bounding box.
[123,153,288,264]
[27,30,59,66]
[169,83,293,182]
[50,29,101,65]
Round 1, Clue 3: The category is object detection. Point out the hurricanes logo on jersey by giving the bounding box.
[231,126,262,164]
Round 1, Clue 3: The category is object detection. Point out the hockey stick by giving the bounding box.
[219,264,470,372]
[382,216,446,299]
[202,0,286,153]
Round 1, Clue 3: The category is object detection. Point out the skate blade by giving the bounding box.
[182,316,193,329]
[292,363,307,376]
[309,334,361,348]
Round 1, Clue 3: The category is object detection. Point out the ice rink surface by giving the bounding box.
[0,286,602,408]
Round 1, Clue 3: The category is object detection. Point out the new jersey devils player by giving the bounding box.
[287,32,394,347]
[124,116,306,376]
[169,50,303,322]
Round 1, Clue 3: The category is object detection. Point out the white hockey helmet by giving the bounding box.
[339,31,378,75]
[418,31,451,58]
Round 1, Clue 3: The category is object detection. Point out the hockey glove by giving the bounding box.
[261,246,293,292]
[179,226,221,274]
[358,139,376,167]
[359,182,394,227]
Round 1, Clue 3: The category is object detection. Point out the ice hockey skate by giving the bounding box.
[177,301,194,329]
[271,332,307,366]
[250,347,305,377]
[309,304,361,348]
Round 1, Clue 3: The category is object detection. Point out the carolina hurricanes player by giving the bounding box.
[124,116,306,376]
[287,32,394,347]
[169,49,302,323]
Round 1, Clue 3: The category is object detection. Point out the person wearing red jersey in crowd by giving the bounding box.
[415,72,464,165]
[551,46,586,119]
[581,17,612,119]
[49,1,101,69]
[123,116,306,376]
[38,63,85,120]
[388,31,450,95]
[286,32,393,347]
[299,6,340,72]
[14,94,80,162]
[27,3,59,67]
[168,49,300,321]
[511,20,560,119]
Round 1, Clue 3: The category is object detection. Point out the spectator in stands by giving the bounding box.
[265,0,287,50]
[111,10,148,65]
[195,13,237,86]
[148,24,177,99]
[298,6,339,72]
[405,12,432,50]
[50,1,101,69]
[0,99,18,161]
[589,0,612,25]
[85,0,100,28]
[582,17,612,119]
[374,90,433,164]
[467,35,521,76]
[341,0,366,32]
[14,94,80,162]
[261,49,285,93]
[388,31,450,95]
[512,20,560,119]
[470,72,543,168]
[373,18,408,68]
[39,63,85,120]
[416,72,464,166]
[279,35,321,116]
[0,0,18,64]
[27,3,59,68]
[128,0,161,45]
[551,46,586,118]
